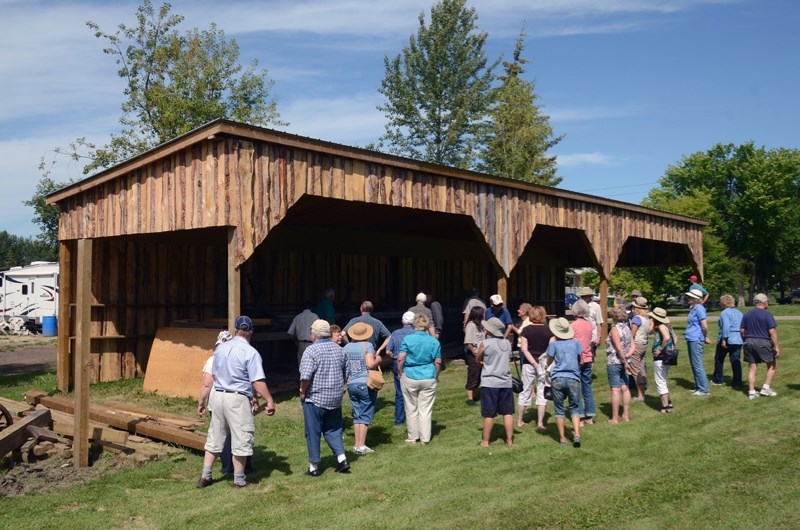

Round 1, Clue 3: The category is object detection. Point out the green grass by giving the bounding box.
[2,321,799,529]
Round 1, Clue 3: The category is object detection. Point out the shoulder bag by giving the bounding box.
[663,329,679,366]
[363,343,385,390]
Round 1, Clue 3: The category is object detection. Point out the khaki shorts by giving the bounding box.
[629,343,648,386]
[204,391,255,456]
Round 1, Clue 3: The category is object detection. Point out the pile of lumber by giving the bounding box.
[0,393,208,465]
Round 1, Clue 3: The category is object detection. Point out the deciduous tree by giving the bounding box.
[31,0,285,250]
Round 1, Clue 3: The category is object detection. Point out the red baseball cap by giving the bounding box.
[688,275,698,282]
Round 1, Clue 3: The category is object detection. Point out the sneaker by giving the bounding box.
[748,392,759,400]
[466,400,478,407]
[573,437,581,448]
[710,381,724,386]
[354,446,375,455]
[759,388,777,397]
[334,459,351,473]
[195,477,213,489]
[632,396,645,402]
[691,391,710,396]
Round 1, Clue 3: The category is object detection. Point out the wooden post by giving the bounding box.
[73,238,92,468]
[57,240,72,392]
[227,228,240,330]
[599,276,609,345]
[496,276,507,304]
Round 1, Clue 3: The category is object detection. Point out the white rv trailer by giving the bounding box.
[0,261,59,325]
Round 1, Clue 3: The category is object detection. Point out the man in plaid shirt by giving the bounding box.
[299,319,350,476]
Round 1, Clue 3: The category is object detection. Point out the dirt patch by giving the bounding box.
[0,335,57,375]
[0,449,120,497]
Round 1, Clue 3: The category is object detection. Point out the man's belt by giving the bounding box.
[217,389,252,399]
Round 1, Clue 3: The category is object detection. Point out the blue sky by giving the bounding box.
[2,0,798,240]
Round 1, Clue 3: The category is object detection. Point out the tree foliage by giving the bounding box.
[642,142,800,300]
[0,231,57,267]
[479,33,563,185]
[377,0,496,169]
[81,0,285,173]
[31,0,285,251]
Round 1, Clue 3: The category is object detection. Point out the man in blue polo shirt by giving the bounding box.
[741,293,781,400]
[197,315,276,489]
[485,294,514,339]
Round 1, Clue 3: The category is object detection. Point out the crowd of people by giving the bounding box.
[195,283,782,487]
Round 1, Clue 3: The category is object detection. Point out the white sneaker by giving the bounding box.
[360,446,375,453]
[748,392,759,400]
[691,390,710,396]
[759,388,777,397]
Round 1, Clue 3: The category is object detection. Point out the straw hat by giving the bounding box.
[549,317,574,340]
[631,296,649,309]
[647,307,670,324]
[577,287,594,297]
[347,322,374,341]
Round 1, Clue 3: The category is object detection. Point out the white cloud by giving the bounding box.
[549,105,637,122]
[278,92,385,147]
[557,152,623,167]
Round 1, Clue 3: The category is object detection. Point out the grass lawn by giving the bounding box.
[2,318,799,529]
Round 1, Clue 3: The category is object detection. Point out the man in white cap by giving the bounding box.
[741,293,780,400]
[408,293,437,337]
[376,311,417,425]
[485,294,513,339]
[299,319,350,476]
[196,316,276,489]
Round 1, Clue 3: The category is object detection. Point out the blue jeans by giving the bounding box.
[393,360,405,425]
[713,342,742,387]
[687,340,709,393]
[551,377,580,419]
[302,401,345,464]
[348,382,377,424]
[576,362,596,418]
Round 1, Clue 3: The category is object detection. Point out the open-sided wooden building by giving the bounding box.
[47,119,706,391]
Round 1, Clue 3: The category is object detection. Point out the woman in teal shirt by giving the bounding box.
[398,314,442,445]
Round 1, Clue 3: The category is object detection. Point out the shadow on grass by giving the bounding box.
[672,377,697,390]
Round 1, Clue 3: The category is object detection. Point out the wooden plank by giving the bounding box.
[33,404,128,444]
[102,401,203,428]
[0,409,51,458]
[26,392,206,451]
[141,327,218,398]
[74,238,92,468]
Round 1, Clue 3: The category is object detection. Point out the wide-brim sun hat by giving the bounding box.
[648,307,670,324]
[347,322,374,341]
[549,317,574,340]
[481,317,506,338]
[577,287,594,297]
[685,289,704,300]
[631,296,649,309]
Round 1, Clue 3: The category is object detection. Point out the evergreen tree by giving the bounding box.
[479,33,563,185]
[377,0,496,169]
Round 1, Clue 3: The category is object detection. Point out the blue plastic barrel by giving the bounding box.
[42,315,58,336]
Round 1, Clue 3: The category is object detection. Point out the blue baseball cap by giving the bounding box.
[235,315,253,331]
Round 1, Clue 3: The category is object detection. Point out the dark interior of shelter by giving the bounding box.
[76,195,610,377]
